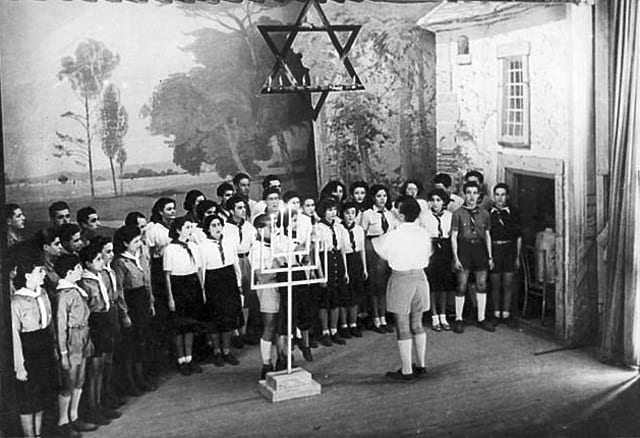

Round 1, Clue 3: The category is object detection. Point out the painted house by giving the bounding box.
[419,2,598,345]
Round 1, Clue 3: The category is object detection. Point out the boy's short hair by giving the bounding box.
[58,223,81,243]
[196,200,218,222]
[316,198,339,219]
[225,195,246,212]
[253,213,271,230]
[216,182,234,198]
[283,190,300,203]
[13,258,40,290]
[113,225,141,256]
[49,201,70,219]
[6,203,20,220]
[232,173,250,187]
[54,254,81,279]
[396,196,420,222]
[35,228,60,250]
[464,170,484,184]
[262,175,280,190]
[79,243,103,265]
[124,211,145,227]
[341,201,358,216]
[463,181,480,193]
[433,173,453,188]
[427,188,450,205]
[89,235,111,251]
[262,186,280,201]
[77,206,97,225]
[493,183,510,195]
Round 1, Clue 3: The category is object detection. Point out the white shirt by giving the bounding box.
[423,210,453,239]
[163,241,200,275]
[145,222,171,259]
[315,221,347,252]
[340,222,365,254]
[372,222,432,271]
[222,220,257,254]
[361,208,397,237]
[199,237,239,270]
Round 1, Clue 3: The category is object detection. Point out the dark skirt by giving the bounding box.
[16,329,56,414]
[426,238,455,292]
[296,282,319,331]
[204,265,242,333]
[170,273,206,334]
[345,252,365,307]
[123,286,153,362]
[365,238,390,297]
[277,270,309,336]
[88,308,119,355]
[319,250,348,309]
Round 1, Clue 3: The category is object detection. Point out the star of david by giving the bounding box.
[258,0,364,120]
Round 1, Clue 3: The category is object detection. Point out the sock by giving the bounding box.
[477,293,487,322]
[503,311,510,319]
[349,323,357,328]
[57,395,70,426]
[322,329,330,336]
[380,316,387,326]
[398,339,413,375]
[341,324,348,329]
[431,315,439,325]
[439,314,448,325]
[222,348,230,355]
[260,339,272,365]
[494,310,501,319]
[455,296,465,320]
[69,389,82,422]
[330,328,337,336]
[185,355,192,363]
[413,333,426,368]
[178,357,186,364]
[374,317,381,327]
[214,348,222,355]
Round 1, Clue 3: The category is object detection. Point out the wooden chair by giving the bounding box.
[521,245,553,324]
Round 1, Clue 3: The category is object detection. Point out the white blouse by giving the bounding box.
[199,237,239,270]
[361,208,397,237]
[423,210,453,239]
[315,221,347,252]
[145,222,171,259]
[340,223,365,254]
[222,221,257,255]
[163,241,200,275]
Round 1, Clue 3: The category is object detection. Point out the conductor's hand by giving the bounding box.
[16,368,27,382]
[453,258,464,272]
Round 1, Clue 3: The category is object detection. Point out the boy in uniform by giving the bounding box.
[451,181,495,334]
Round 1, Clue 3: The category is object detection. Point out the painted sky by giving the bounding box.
[0,1,291,179]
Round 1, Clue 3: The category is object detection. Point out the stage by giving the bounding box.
[85,323,637,437]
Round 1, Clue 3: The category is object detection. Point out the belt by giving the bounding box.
[69,323,87,329]
[366,235,382,240]
[493,240,514,245]
[463,238,484,244]
[238,253,249,259]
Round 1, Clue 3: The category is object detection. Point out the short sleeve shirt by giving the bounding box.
[489,205,522,241]
[451,206,491,241]
[163,242,201,275]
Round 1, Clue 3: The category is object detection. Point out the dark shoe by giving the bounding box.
[452,320,465,334]
[189,361,203,373]
[103,394,121,410]
[139,378,158,392]
[178,363,192,376]
[385,370,416,382]
[275,356,286,372]
[211,353,225,367]
[242,334,259,345]
[222,352,239,366]
[384,324,395,333]
[260,364,274,380]
[431,321,442,332]
[56,423,81,438]
[350,326,363,338]
[331,334,347,345]
[319,334,333,347]
[373,325,386,334]
[71,418,100,431]
[99,406,122,419]
[504,317,518,329]
[231,335,244,349]
[413,366,427,378]
[84,412,110,426]
[301,347,313,362]
[309,338,319,349]
[478,319,496,332]
[338,327,352,339]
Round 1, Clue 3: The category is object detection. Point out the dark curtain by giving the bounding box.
[600,0,639,367]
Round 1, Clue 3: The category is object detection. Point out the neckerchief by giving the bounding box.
[172,239,195,264]
[57,279,88,299]
[211,236,226,265]
[81,270,110,311]
[345,222,357,251]
[14,287,49,328]
[377,209,389,233]
[121,250,144,272]
[320,219,338,249]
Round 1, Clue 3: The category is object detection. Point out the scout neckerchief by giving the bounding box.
[81,270,111,311]
[463,205,482,235]
[491,205,510,228]
[14,287,49,329]
[320,218,338,250]
[172,238,196,265]
[345,221,357,252]
[211,235,226,265]
[432,210,445,239]
[121,250,144,272]
[227,217,244,245]
[57,278,88,299]
[103,265,117,301]
[377,208,389,233]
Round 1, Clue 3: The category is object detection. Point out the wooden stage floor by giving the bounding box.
[87,324,637,437]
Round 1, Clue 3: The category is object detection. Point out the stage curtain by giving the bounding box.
[600,0,639,367]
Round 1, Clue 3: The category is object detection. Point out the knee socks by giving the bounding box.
[398,339,413,375]
[477,293,487,322]
[413,333,426,368]
[455,296,465,321]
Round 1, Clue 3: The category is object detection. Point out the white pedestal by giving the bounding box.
[258,367,321,402]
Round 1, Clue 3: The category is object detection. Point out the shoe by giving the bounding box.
[56,423,81,438]
[478,319,496,332]
[231,336,244,349]
[385,370,416,382]
[139,379,158,392]
[504,317,518,329]
[452,320,465,334]
[242,334,259,345]
[373,325,386,334]
[350,327,363,338]
[124,384,143,397]
[102,394,121,410]
[302,347,313,362]
[413,366,427,378]
[99,406,122,419]
[178,363,192,376]
[431,321,442,332]
[309,338,319,349]
[339,327,352,339]
[222,352,239,366]
[71,418,100,431]
[85,412,110,426]
[260,364,274,380]
[275,356,286,371]
[440,320,451,331]
[211,353,225,367]
[319,334,333,347]
[189,361,204,373]
[384,324,395,333]
[331,334,347,345]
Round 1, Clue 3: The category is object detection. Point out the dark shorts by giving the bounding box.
[457,239,489,272]
[124,286,153,362]
[491,241,518,273]
[89,309,118,355]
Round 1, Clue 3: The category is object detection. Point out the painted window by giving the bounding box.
[457,36,469,55]
[498,42,531,148]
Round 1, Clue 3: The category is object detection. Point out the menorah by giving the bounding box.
[252,208,327,402]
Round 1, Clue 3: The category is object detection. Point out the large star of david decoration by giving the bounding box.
[258,0,364,120]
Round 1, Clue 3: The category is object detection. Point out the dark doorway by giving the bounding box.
[513,173,555,246]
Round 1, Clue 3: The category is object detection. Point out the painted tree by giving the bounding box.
[57,39,120,197]
[116,147,127,195]
[100,84,129,196]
